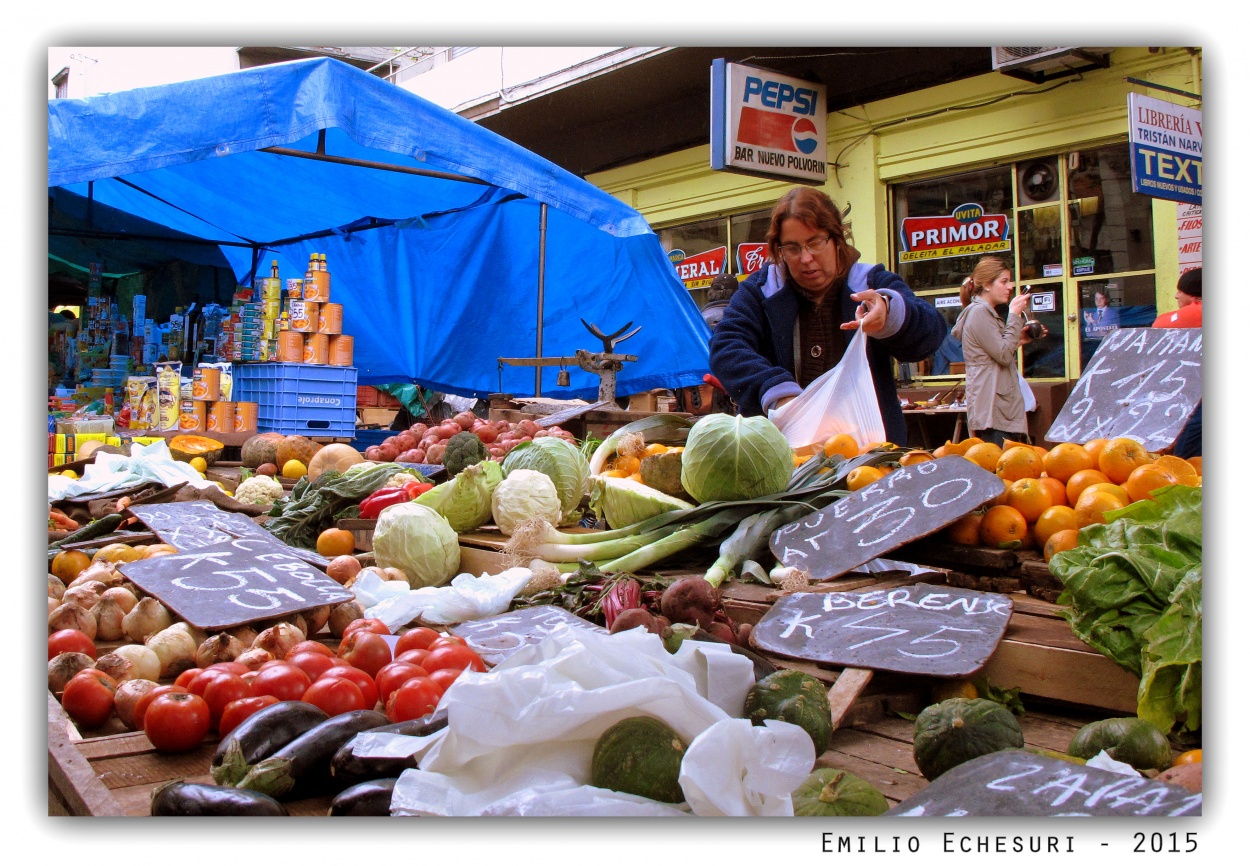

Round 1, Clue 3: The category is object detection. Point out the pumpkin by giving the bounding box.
[1156,762,1201,793]
[168,435,225,465]
[912,698,1024,781]
[1067,717,1173,771]
[241,432,286,469]
[590,716,686,803]
[306,444,364,482]
[275,435,321,470]
[744,669,833,759]
[791,768,889,817]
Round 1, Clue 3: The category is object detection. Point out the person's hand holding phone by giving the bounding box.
[1009,286,1031,317]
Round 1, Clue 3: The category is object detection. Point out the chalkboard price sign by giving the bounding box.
[770,457,1004,581]
[1048,327,1202,451]
[118,535,352,630]
[751,583,1013,678]
[128,501,330,567]
[449,605,605,666]
[886,750,1202,817]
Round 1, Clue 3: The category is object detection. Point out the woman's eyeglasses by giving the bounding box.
[777,235,832,261]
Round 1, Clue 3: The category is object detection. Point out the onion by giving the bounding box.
[196,633,246,668]
[70,561,117,587]
[123,597,172,643]
[145,625,198,678]
[304,605,332,637]
[253,622,304,659]
[94,651,136,682]
[114,679,159,730]
[90,597,126,642]
[101,586,138,614]
[228,625,260,647]
[169,621,208,648]
[328,600,365,638]
[111,644,161,682]
[49,652,96,692]
[63,581,106,611]
[236,647,274,670]
[326,556,362,586]
[50,602,96,640]
[48,575,66,601]
[48,597,60,617]
[381,567,409,584]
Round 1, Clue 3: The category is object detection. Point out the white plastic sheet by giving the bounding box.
[769,328,886,451]
[389,625,812,816]
[362,567,536,631]
[47,439,218,503]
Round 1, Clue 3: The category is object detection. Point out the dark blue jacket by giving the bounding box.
[708,262,947,447]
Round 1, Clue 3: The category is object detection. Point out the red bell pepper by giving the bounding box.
[403,480,434,498]
[358,487,414,520]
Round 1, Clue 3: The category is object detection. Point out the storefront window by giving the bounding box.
[658,208,771,308]
[1068,145,1155,276]
[1077,274,1157,370]
[1017,205,1064,282]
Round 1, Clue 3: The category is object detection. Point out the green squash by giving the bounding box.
[744,669,833,757]
[791,768,889,817]
[1067,717,1173,771]
[591,716,687,803]
[913,698,1024,781]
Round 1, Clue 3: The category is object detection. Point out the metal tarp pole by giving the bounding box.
[535,202,547,397]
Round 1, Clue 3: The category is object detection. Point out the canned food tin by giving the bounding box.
[304,270,331,303]
[303,333,330,365]
[192,366,221,402]
[233,401,258,433]
[328,334,354,366]
[289,299,319,333]
[179,399,207,432]
[278,330,305,362]
[316,303,343,335]
[207,401,236,434]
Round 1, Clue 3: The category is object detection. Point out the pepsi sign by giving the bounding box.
[711,59,827,185]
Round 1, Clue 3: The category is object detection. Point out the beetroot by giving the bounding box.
[660,577,721,630]
[609,608,657,634]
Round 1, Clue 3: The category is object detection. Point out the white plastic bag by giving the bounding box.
[1017,369,1037,413]
[363,567,535,631]
[769,327,886,451]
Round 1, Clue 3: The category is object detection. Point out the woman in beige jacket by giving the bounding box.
[951,256,1032,448]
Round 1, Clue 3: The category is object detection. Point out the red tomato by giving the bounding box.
[133,685,187,731]
[48,629,97,660]
[61,669,117,729]
[423,643,487,674]
[429,635,468,649]
[302,676,368,716]
[217,695,280,738]
[174,667,205,689]
[385,677,442,723]
[287,640,335,658]
[241,670,260,688]
[338,631,392,678]
[394,627,441,655]
[428,667,464,694]
[188,668,235,697]
[288,651,339,683]
[205,661,251,676]
[250,663,312,702]
[144,692,211,752]
[201,673,252,726]
[259,658,297,671]
[320,666,379,710]
[395,648,431,669]
[342,618,391,640]
[375,661,429,706]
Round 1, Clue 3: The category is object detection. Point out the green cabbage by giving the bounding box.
[414,461,503,533]
[502,437,590,525]
[491,468,562,536]
[679,413,793,503]
[371,502,461,589]
[590,475,692,529]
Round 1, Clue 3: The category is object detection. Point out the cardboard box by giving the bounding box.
[627,392,657,412]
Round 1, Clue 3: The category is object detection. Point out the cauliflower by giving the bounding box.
[234,474,285,507]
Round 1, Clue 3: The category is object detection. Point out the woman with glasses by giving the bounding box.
[709,188,947,446]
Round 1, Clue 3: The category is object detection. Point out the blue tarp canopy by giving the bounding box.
[47,57,711,399]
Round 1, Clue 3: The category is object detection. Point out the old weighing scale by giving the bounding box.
[498,319,641,405]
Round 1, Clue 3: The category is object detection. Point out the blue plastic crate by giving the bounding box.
[350,428,393,450]
[233,363,358,436]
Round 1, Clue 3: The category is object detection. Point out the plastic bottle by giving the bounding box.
[168,307,185,359]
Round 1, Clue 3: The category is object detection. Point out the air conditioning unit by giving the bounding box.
[991,48,1112,83]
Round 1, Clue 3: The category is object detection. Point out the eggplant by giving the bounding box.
[150,780,288,816]
[328,778,398,817]
[330,710,449,786]
[236,709,390,801]
[210,700,330,786]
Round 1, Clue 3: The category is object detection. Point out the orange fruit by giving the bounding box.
[945,511,983,545]
[1173,749,1202,766]
[1083,482,1131,508]
[846,466,884,492]
[1006,477,1053,523]
[959,437,985,449]
[1043,442,1096,483]
[979,505,1028,549]
[898,450,935,466]
[996,446,1044,481]
[1066,468,1112,506]
[940,439,970,456]
[1083,438,1109,463]
[1123,464,1177,502]
[932,443,953,458]
[993,477,1013,506]
[1037,476,1068,507]
[1043,528,1081,562]
[142,543,179,559]
[823,434,860,460]
[964,442,1004,472]
[51,549,92,582]
[1154,455,1198,481]
[1098,437,1151,484]
[1074,488,1127,527]
[1034,505,1080,547]
[92,543,143,564]
[1186,456,1202,475]
[316,528,356,558]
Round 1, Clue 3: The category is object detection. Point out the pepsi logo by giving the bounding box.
[792,118,819,155]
